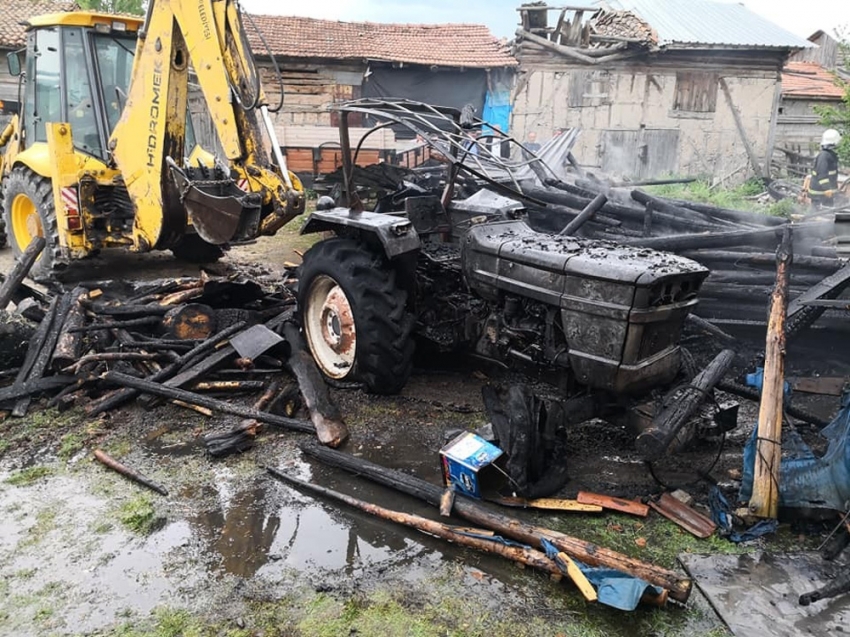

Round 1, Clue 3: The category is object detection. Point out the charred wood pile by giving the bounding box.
[523,178,848,334]
[0,266,348,449]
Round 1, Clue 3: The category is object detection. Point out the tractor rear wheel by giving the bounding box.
[298,238,414,394]
[2,166,64,281]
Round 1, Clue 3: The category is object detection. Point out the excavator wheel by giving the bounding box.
[2,166,64,281]
[297,238,414,394]
[170,234,225,264]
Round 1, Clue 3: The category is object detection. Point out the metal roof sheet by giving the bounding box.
[603,0,814,49]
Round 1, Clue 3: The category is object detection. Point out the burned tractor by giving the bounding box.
[297,100,708,399]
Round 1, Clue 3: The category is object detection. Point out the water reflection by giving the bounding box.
[186,476,432,580]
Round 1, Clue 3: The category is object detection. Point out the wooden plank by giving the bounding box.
[576,492,649,517]
[557,552,598,601]
[489,496,603,513]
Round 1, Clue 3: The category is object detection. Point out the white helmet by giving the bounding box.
[822,129,841,147]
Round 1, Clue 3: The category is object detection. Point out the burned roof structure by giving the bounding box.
[512,0,812,183]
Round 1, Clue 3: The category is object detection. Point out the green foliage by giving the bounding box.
[77,0,145,15]
[117,494,157,535]
[646,179,767,212]
[58,432,85,459]
[814,30,850,164]
[5,465,54,486]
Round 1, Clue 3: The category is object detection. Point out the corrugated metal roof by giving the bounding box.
[603,0,814,49]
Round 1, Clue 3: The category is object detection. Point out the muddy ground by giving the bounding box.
[0,226,847,637]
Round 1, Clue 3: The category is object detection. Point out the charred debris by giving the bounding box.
[1,103,850,612]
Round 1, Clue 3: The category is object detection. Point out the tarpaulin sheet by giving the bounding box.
[740,393,850,512]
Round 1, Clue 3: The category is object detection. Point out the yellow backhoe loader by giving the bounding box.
[0,2,304,280]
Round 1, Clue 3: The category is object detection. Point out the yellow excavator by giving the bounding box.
[0,1,304,280]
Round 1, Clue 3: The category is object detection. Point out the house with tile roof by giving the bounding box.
[0,1,78,126]
[512,0,813,182]
[774,33,847,176]
[200,14,517,182]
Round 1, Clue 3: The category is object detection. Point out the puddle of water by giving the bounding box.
[0,456,492,635]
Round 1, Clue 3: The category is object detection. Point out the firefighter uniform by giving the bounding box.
[810,129,842,207]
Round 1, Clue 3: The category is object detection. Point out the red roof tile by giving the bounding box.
[0,0,78,48]
[246,14,516,69]
[782,61,845,100]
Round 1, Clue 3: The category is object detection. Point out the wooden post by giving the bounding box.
[749,227,792,519]
[0,236,45,310]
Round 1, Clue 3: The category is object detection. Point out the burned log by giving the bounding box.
[300,442,693,602]
[283,322,349,448]
[630,190,736,229]
[52,287,89,370]
[786,261,850,340]
[0,375,76,403]
[93,449,168,496]
[204,380,283,456]
[266,467,592,587]
[9,292,75,416]
[86,320,248,416]
[103,371,317,437]
[267,466,671,606]
[685,314,736,346]
[559,193,607,236]
[0,236,46,310]
[526,184,722,234]
[635,348,736,460]
[681,250,841,272]
[0,312,36,368]
[749,228,792,520]
[621,222,829,253]
[162,303,217,340]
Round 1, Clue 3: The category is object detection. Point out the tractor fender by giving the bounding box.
[301,207,420,259]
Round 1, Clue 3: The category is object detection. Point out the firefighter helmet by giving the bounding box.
[822,129,842,147]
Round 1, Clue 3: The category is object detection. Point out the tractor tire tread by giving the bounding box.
[298,237,414,395]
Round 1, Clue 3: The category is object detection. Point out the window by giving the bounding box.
[63,27,101,156]
[673,73,718,113]
[568,70,611,107]
[94,32,136,134]
[30,27,61,143]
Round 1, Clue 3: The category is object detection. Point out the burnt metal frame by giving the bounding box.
[331,98,558,210]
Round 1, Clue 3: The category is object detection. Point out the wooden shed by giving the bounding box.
[231,14,517,184]
[511,0,813,183]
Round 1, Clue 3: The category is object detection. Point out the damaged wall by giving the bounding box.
[512,54,782,182]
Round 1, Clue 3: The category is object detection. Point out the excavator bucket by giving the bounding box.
[169,161,261,245]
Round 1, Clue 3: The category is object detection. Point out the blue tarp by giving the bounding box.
[740,393,850,512]
[540,538,663,611]
[482,91,511,136]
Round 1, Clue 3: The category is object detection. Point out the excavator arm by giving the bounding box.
[109,0,304,252]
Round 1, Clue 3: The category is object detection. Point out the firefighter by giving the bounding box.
[810,129,842,207]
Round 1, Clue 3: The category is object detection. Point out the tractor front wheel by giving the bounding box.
[297,238,414,394]
[2,166,63,281]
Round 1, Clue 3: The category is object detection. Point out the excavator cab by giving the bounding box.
[7,15,138,160]
[0,4,304,280]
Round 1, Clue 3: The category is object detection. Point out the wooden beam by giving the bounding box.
[748,227,792,519]
[719,77,763,178]
[517,29,597,64]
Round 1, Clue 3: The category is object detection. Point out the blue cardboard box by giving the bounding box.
[440,431,509,499]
